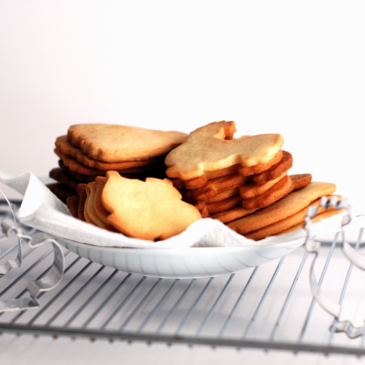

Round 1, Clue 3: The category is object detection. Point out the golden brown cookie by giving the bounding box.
[172,164,241,190]
[250,151,293,185]
[205,188,240,203]
[241,173,313,210]
[58,160,159,182]
[102,171,201,240]
[55,148,167,176]
[165,121,284,180]
[183,173,251,203]
[206,195,243,214]
[244,195,343,241]
[227,181,337,235]
[290,173,312,190]
[68,124,187,162]
[241,175,293,210]
[93,176,113,227]
[84,182,115,231]
[56,135,165,170]
[275,200,344,236]
[237,150,284,177]
[239,172,287,199]
[211,206,258,223]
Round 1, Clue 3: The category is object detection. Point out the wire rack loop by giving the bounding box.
[0,190,65,313]
[0,188,24,277]
[304,197,365,339]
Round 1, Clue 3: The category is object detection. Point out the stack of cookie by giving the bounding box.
[67,171,201,241]
[48,124,187,202]
[164,120,343,240]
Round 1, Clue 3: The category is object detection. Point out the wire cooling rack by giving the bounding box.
[1,199,365,357]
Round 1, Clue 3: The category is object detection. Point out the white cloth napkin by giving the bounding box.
[0,171,345,249]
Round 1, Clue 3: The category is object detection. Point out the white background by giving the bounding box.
[1,1,365,213]
[0,1,365,364]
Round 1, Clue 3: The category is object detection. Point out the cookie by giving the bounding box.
[240,173,312,210]
[237,150,284,177]
[183,173,252,203]
[85,182,115,231]
[46,183,76,203]
[66,195,79,218]
[68,124,187,162]
[211,206,258,223]
[250,151,293,185]
[205,195,243,214]
[102,171,201,240]
[205,187,240,203]
[58,160,151,182]
[165,121,284,180]
[77,183,87,221]
[55,148,168,176]
[239,172,287,199]
[275,201,344,236]
[241,175,293,210]
[49,167,80,190]
[173,164,241,190]
[56,135,164,170]
[290,173,312,190]
[227,181,337,235]
[245,195,344,241]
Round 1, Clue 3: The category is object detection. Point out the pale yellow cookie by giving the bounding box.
[68,124,187,162]
[165,121,284,180]
[102,171,201,240]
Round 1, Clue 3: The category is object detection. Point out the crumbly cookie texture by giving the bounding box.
[227,181,337,235]
[101,171,201,241]
[165,120,284,180]
[245,195,343,241]
[68,124,187,162]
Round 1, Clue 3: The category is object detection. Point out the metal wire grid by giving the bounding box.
[1,200,365,356]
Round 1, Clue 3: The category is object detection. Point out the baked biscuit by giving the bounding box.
[102,171,201,240]
[50,167,80,190]
[85,182,115,231]
[206,195,243,214]
[237,150,284,177]
[77,183,87,221]
[66,195,79,218]
[245,195,343,240]
[184,173,251,203]
[239,172,287,199]
[241,175,293,210]
[227,181,337,235]
[241,174,312,210]
[211,206,258,223]
[68,124,187,162]
[249,151,293,185]
[165,121,284,180]
[46,183,76,203]
[56,135,164,170]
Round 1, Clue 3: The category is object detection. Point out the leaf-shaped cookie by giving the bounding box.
[165,121,284,180]
[102,171,201,240]
[68,124,187,162]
